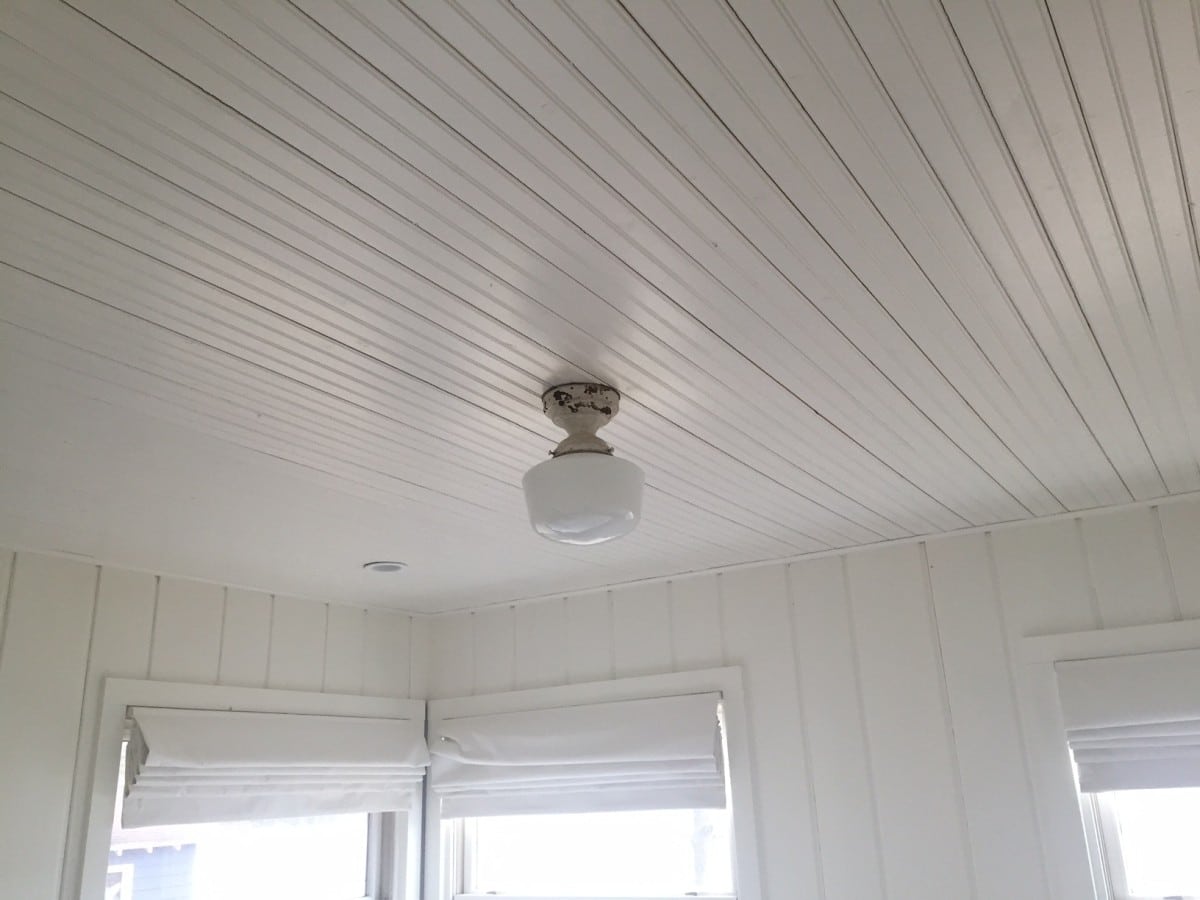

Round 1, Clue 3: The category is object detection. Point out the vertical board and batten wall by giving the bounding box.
[427,497,1200,900]
[2,497,1200,900]
[0,549,426,900]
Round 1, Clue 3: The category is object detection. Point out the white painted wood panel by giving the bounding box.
[925,534,1050,899]
[0,550,12,660]
[718,566,820,900]
[0,549,421,900]
[611,582,672,678]
[425,497,1200,899]
[409,614,431,701]
[1080,506,1178,627]
[218,588,272,688]
[471,606,516,694]
[60,567,157,900]
[428,611,474,700]
[788,555,884,900]
[991,517,1101,635]
[667,577,724,671]
[323,604,366,695]
[266,595,327,692]
[149,577,224,684]
[512,599,569,691]
[564,591,614,685]
[9,0,1200,615]
[1157,501,1200,619]
[363,609,413,699]
[1010,660,1099,899]
[0,554,97,899]
[1,493,1195,899]
[846,544,974,898]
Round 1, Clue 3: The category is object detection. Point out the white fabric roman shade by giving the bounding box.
[1056,648,1200,793]
[429,692,726,817]
[122,707,430,827]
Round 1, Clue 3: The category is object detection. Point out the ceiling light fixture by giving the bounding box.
[362,561,407,573]
[523,383,644,546]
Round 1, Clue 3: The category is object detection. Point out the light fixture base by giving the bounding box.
[541,383,621,456]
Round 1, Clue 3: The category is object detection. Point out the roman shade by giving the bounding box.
[122,707,430,827]
[429,692,727,817]
[1056,648,1200,792]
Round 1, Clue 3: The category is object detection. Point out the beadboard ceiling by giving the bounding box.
[2,0,1198,612]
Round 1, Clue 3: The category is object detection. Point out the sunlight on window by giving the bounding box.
[110,746,369,900]
[1108,787,1200,897]
[109,814,368,900]
[469,808,734,897]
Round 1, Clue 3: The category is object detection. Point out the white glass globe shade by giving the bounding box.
[522,452,644,545]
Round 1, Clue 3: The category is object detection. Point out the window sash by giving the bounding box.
[82,678,425,900]
[424,668,759,900]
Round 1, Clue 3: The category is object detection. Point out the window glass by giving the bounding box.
[466,807,734,897]
[110,746,370,900]
[1105,787,1200,898]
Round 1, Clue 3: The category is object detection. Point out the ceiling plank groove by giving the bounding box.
[1,0,917,538]
[1,0,1196,609]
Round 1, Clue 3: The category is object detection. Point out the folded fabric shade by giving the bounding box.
[122,707,429,827]
[429,691,726,818]
[1056,648,1200,792]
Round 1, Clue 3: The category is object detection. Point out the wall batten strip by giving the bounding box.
[1150,505,1184,620]
[783,563,826,899]
[1074,515,1105,629]
[56,564,101,900]
[0,551,16,672]
[146,575,160,680]
[984,531,1054,896]
[840,552,890,899]
[918,541,979,900]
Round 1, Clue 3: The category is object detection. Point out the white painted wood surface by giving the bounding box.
[0,554,97,899]
[4,0,1200,611]
[428,497,1200,899]
[3,496,1200,898]
[0,548,419,900]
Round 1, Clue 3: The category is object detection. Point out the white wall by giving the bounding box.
[426,498,1200,900]
[4,497,1199,900]
[0,550,428,900]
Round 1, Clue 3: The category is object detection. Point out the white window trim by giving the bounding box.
[80,677,426,900]
[421,666,762,900]
[1021,619,1200,900]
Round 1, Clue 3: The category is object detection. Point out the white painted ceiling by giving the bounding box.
[2,0,1198,613]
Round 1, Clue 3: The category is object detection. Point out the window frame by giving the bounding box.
[79,677,425,900]
[1082,789,1200,900]
[422,666,761,900]
[1022,617,1200,900]
[454,811,739,900]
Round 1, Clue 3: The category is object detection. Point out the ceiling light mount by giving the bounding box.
[541,382,621,457]
[523,382,644,546]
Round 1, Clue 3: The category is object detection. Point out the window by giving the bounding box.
[424,668,759,900]
[109,740,378,900]
[82,679,427,900]
[1051,643,1200,900]
[110,812,373,900]
[458,807,734,898]
[1092,788,1200,900]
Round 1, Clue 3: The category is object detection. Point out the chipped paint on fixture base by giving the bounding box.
[541,383,621,456]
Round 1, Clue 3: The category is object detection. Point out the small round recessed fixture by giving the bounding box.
[362,561,407,574]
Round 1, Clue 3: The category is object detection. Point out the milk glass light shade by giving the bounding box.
[523,452,644,545]
[523,383,644,546]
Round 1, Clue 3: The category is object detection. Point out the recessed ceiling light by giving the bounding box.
[362,561,406,573]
